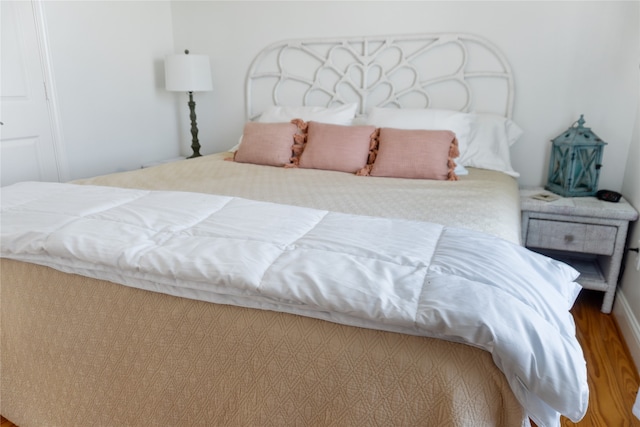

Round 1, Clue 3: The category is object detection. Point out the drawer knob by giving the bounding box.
[564,234,574,243]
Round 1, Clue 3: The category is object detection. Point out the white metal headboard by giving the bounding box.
[246,33,514,120]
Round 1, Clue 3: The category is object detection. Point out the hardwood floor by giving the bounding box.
[560,290,640,427]
[1,290,638,427]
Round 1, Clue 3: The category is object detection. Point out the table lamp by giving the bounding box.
[165,49,212,158]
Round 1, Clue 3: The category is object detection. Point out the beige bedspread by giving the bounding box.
[1,155,527,426]
[75,152,521,244]
[1,258,526,426]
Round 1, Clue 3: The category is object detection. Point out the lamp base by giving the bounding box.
[187,92,202,158]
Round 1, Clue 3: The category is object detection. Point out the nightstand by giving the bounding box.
[520,188,638,313]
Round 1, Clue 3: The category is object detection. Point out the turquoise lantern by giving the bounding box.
[546,115,606,197]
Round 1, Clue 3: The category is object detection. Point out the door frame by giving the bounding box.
[28,0,68,182]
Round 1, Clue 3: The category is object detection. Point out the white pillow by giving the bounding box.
[459,114,523,177]
[229,104,359,152]
[454,164,469,176]
[228,135,243,152]
[365,107,474,155]
[258,103,358,125]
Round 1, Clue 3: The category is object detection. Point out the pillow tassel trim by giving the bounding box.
[290,118,308,132]
[356,129,380,176]
[447,137,460,181]
[228,146,242,161]
[285,119,308,168]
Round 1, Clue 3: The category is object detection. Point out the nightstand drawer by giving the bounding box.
[525,219,616,255]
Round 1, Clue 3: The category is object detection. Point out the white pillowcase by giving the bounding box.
[365,107,474,155]
[454,163,469,176]
[258,103,358,125]
[460,114,523,177]
[229,103,359,152]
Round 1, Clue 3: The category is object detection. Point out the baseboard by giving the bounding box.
[614,292,640,374]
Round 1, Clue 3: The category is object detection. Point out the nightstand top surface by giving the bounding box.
[520,187,638,221]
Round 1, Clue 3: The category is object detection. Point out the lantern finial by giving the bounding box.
[576,114,585,128]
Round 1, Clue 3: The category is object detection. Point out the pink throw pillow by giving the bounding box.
[234,122,298,166]
[298,122,376,173]
[370,128,459,180]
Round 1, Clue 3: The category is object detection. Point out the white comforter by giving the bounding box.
[1,182,588,426]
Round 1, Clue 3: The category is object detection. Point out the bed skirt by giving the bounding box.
[1,259,527,426]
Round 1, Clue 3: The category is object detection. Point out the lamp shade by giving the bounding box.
[165,52,212,92]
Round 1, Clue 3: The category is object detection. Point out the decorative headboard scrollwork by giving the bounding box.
[246,33,514,120]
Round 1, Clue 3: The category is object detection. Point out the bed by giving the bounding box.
[1,33,587,427]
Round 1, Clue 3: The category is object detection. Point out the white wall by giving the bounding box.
[616,103,640,371]
[43,0,180,180]
[169,1,639,189]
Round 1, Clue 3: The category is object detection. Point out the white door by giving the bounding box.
[1,0,61,186]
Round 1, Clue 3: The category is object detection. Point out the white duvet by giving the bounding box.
[1,182,588,426]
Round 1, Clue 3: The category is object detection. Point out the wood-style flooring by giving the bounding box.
[559,290,639,427]
[1,290,638,426]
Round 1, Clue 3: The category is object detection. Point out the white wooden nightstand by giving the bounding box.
[520,188,638,313]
